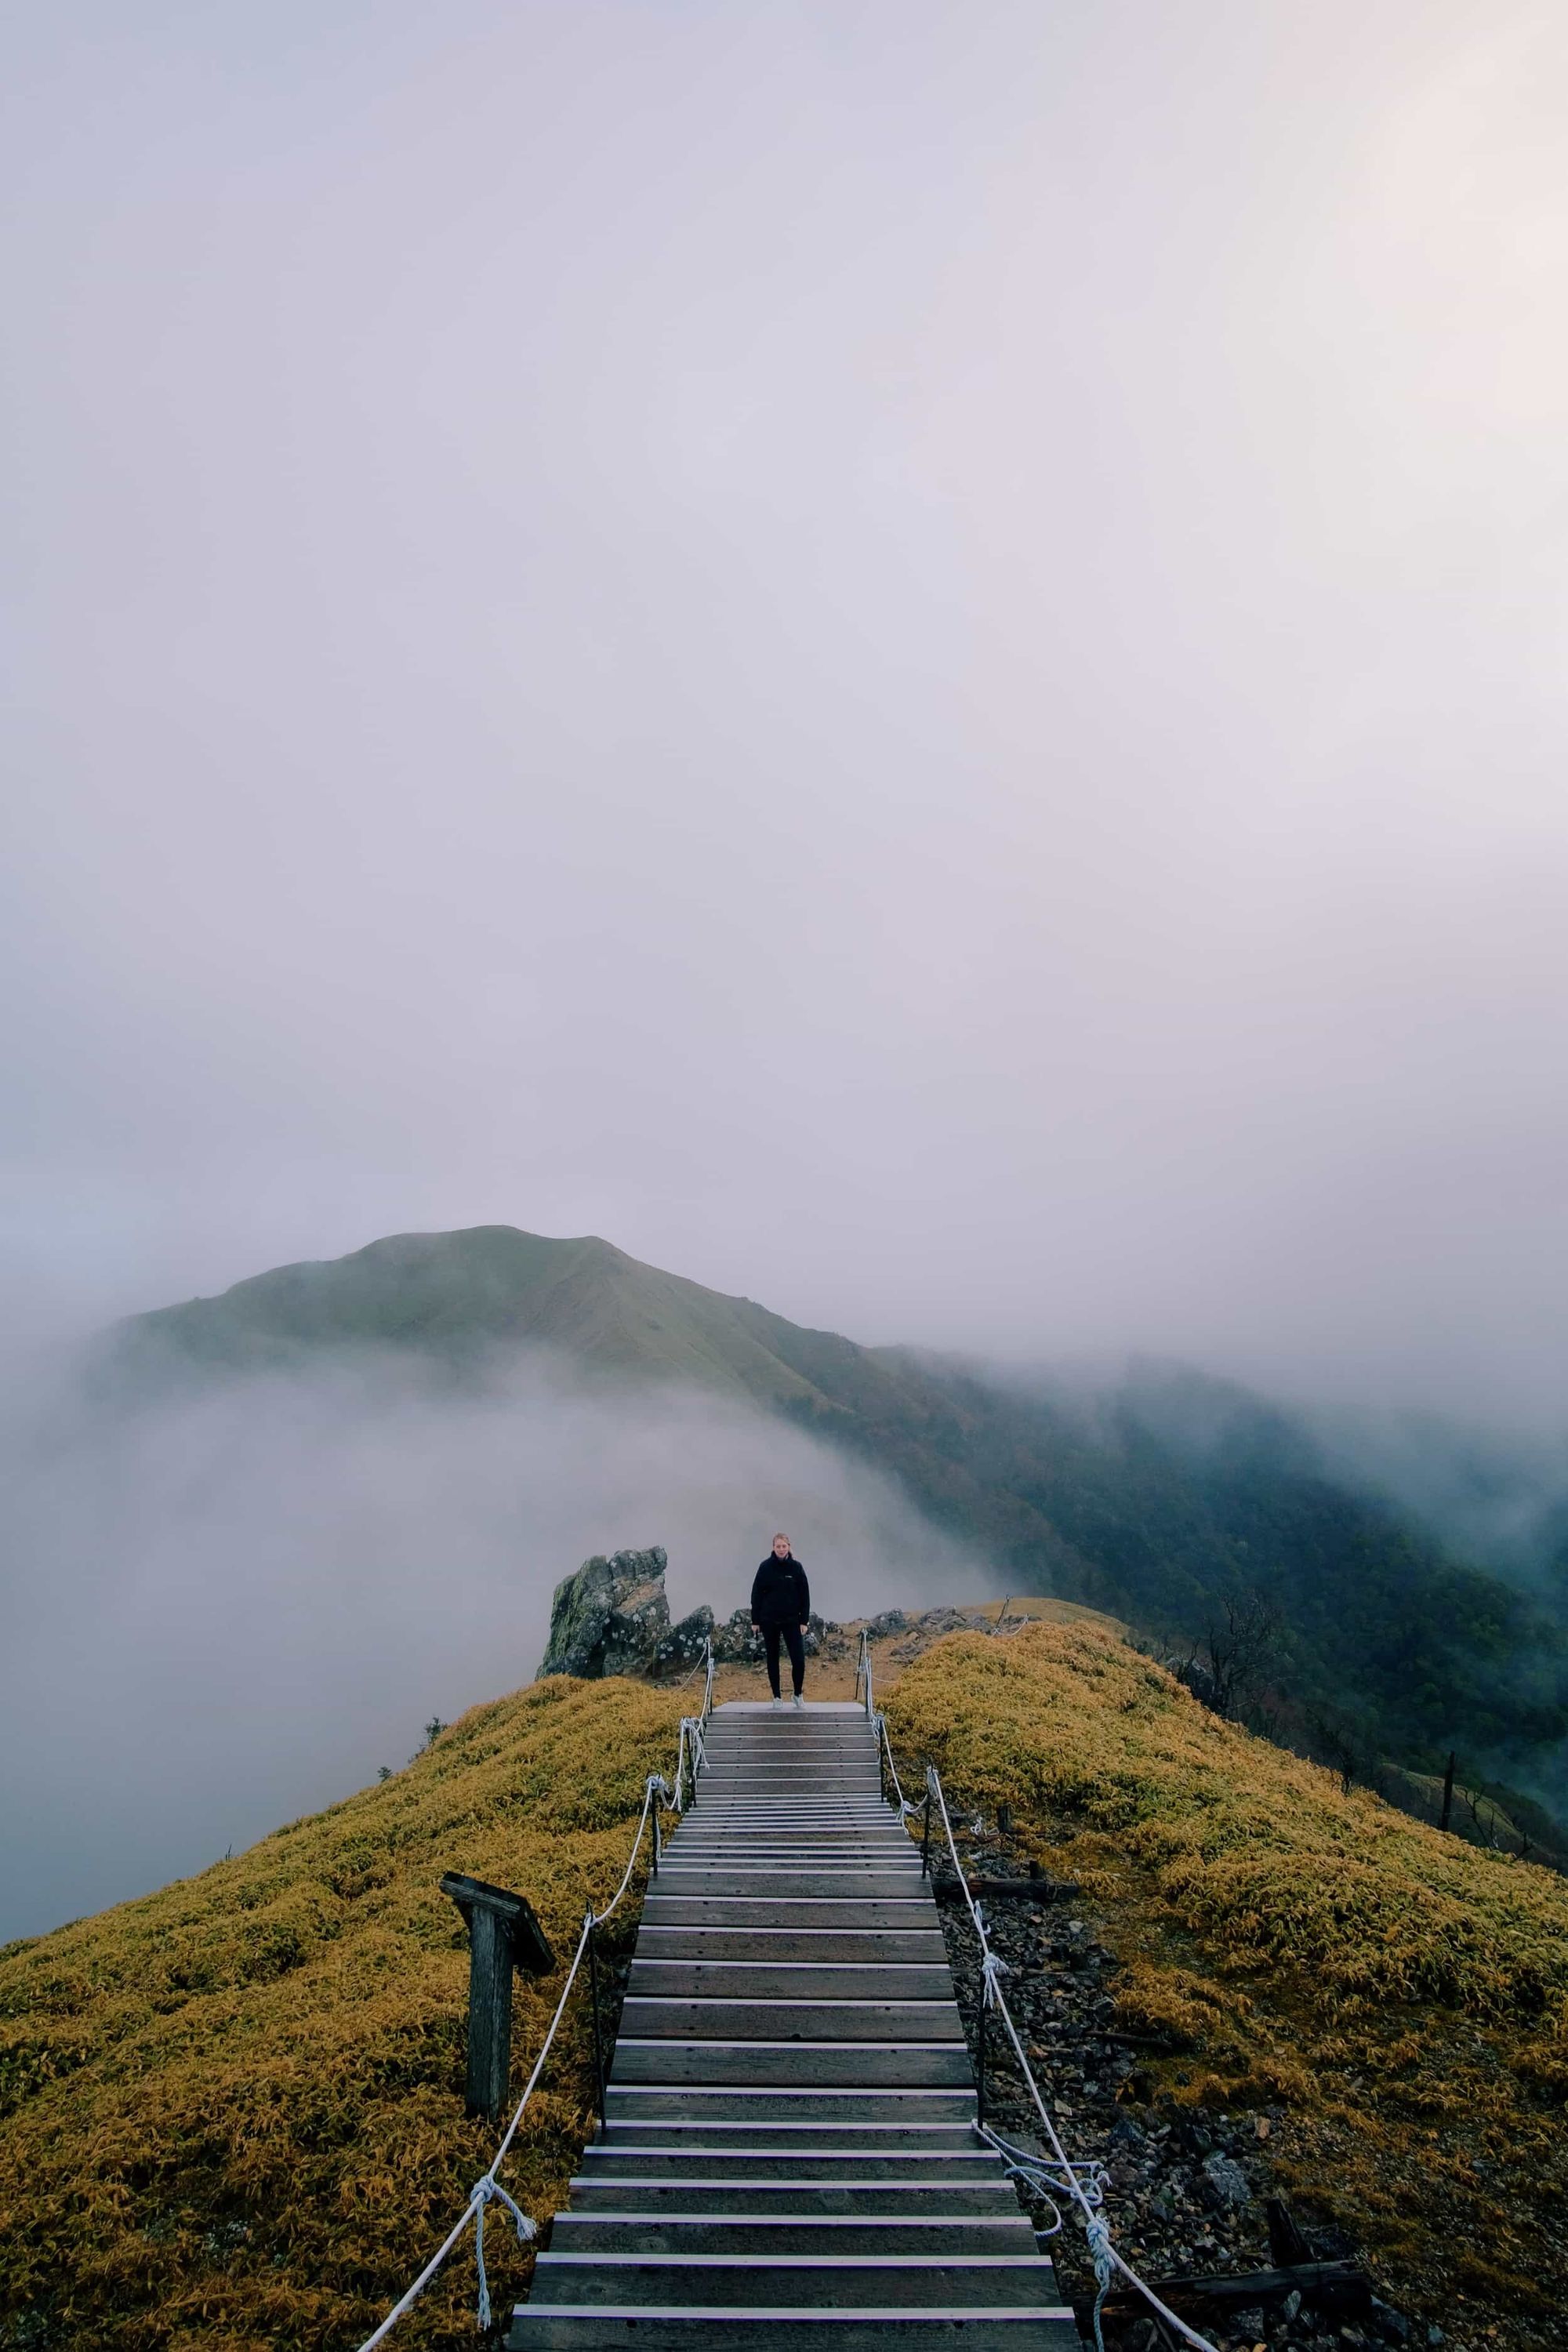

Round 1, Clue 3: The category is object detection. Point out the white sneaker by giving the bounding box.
[792,1694,804,1711]
[771,1696,782,1709]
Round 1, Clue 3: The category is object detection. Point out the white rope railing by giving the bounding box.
[356,1714,705,2349]
[872,1708,923,1820]
[918,1758,1219,2352]
[673,1632,716,1712]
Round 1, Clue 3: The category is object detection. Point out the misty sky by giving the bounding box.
[9,2,1568,1942]
[6,3,1568,1407]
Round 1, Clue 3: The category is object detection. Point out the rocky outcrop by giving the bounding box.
[536,1548,717,1681]
[536,1544,895,1681]
[538,1547,670,1678]
[710,1608,849,1664]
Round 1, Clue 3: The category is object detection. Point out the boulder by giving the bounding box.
[537,1547,672,1679]
[652,1606,716,1677]
[711,1607,764,1664]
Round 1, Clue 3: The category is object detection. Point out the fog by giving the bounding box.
[0,1345,987,1942]
[8,5,1568,1925]
[4,2,1568,1418]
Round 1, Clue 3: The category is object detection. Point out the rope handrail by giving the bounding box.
[673,1632,716,1717]
[916,1756,1219,2352]
[356,1704,706,2350]
[871,1708,922,1820]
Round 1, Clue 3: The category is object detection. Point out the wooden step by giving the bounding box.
[507,2314,1080,2350]
[566,2180,1023,2214]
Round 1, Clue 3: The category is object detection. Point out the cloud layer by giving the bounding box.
[0,1346,986,1940]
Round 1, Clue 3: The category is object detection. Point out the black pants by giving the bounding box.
[763,1623,806,1697]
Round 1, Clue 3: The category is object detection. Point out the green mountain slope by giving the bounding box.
[112,1226,835,1405]
[108,1225,1568,1787]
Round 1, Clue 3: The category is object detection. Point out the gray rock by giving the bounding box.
[711,1607,764,1664]
[1200,2150,1251,2208]
[1232,2311,1265,2340]
[536,1546,671,1678]
[652,1605,716,1676]
[710,1606,847,1663]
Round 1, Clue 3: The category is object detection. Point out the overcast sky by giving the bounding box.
[7,2,1568,1417]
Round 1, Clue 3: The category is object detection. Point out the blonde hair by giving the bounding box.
[773,1532,789,1545]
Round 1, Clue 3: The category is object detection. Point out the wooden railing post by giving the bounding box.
[586,1914,608,2121]
[440,1872,556,2123]
[975,1988,987,2127]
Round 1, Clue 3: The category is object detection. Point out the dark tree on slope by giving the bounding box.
[1180,1590,1283,1722]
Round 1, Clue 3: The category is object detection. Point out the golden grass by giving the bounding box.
[0,1676,684,2352]
[885,1622,1568,2346]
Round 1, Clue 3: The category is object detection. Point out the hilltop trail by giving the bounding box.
[102,1221,1568,1802]
[510,1700,1077,2350]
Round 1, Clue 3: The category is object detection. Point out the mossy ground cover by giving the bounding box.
[0,1676,684,2352]
[885,1622,1568,2350]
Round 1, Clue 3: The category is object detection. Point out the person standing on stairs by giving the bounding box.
[751,1534,810,1709]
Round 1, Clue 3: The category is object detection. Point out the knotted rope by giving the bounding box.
[470,2175,536,2330]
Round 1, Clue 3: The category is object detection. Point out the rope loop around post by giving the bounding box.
[469,2173,536,2330]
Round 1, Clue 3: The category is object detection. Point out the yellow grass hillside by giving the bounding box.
[885,1622,1568,2347]
[0,1677,684,2352]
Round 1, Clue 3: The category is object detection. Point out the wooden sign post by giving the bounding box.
[440,1871,557,2122]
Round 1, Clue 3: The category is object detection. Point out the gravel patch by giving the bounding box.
[933,1835,1427,2352]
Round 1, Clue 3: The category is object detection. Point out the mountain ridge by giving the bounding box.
[107,1222,1568,1800]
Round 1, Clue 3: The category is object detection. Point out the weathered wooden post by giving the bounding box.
[440,1871,556,2123]
[975,1989,987,2126]
[1439,1751,1457,1834]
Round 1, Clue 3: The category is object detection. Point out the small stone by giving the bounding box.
[1283,2289,1302,2321]
[1200,2150,1251,2207]
[1232,2310,1265,2337]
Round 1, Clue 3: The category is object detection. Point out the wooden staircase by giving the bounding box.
[506,1700,1080,2348]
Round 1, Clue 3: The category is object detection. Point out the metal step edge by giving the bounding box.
[533,2254,1057,2270]
[612,2039,965,2051]
[551,2215,1028,2229]
[508,2308,1076,2325]
[569,2178,1005,2190]
[604,2089,974,2102]
[622,1998,956,2009]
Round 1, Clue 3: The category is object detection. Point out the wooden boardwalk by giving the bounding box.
[506,1700,1079,2349]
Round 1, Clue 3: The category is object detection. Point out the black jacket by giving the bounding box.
[750,1554,810,1629]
